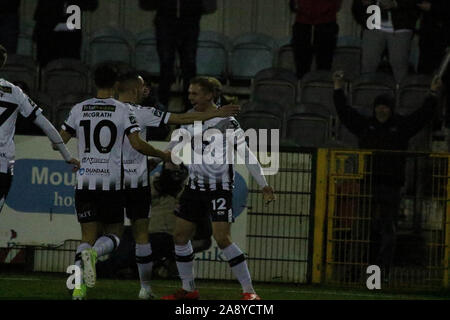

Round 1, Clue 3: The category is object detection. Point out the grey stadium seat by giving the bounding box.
[351,72,396,109]
[251,67,298,111]
[41,59,91,99]
[0,54,38,93]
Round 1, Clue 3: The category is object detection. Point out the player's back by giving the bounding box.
[62,97,139,191]
[0,78,41,173]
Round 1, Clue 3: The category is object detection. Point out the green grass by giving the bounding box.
[0,273,449,300]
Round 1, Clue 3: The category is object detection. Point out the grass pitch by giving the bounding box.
[0,273,449,300]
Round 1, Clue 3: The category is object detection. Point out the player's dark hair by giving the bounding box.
[190,76,222,96]
[94,63,119,89]
[0,45,7,69]
[117,71,141,93]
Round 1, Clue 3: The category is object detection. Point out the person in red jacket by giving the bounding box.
[289,0,342,78]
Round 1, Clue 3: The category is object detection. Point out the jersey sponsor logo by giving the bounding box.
[123,159,138,164]
[0,86,12,94]
[81,157,109,165]
[79,168,110,176]
[82,111,113,118]
[82,105,116,112]
[124,168,137,174]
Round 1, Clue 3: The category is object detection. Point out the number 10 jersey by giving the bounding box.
[62,97,140,191]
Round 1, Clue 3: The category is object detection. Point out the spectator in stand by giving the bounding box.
[33,0,98,67]
[352,0,419,84]
[139,0,216,111]
[333,70,442,281]
[289,0,342,79]
[416,0,450,74]
[0,0,21,54]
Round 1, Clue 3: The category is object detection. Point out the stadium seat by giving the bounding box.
[285,104,332,147]
[237,101,284,132]
[397,74,432,115]
[196,31,231,81]
[135,30,160,78]
[350,72,396,109]
[332,46,361,81]
[276,44,296,74]
[229,33,278,85]
[0,54,38,93]
[55,93,91,128]
[299,71,336,112]
[41,59,91,99]
[84,27,135,67]
[251,67,298,111]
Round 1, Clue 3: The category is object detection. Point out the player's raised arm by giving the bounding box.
[167,104,240,125]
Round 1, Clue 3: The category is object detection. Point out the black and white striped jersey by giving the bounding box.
[62,98,140,191]
[122,103,171,189]
[0,79,42,173]
[181,116,242,192]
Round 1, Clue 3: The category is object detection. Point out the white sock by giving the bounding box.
[75,242,91,285]
[175,241,195,292]
[136,242,153,291]
[93,234,120,258]
[223,243,255,293]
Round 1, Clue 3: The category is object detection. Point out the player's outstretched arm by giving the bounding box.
[234,132,276,205]
[127,131,172,162]
[167,104,240,124]
[33,114,80,170]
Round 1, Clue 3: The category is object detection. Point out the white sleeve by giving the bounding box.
[233,129,268,188]
[137,106,171,127]
[124,106,141,136]
[33,113,72,162]
[14,86,42,120]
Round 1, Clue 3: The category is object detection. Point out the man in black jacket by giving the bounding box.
[33,0,98,67]
[333,70,442,280]
[139,0,205,111]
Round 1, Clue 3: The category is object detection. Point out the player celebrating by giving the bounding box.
[116,72,240,299]
[0,44,79,213]
[161,76,276,300]
[58,64,171,300]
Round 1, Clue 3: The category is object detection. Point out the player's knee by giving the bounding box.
[134,232,149,244]
[213,233,232,249]
[173,230,190,246]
